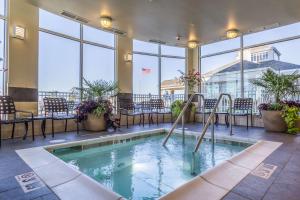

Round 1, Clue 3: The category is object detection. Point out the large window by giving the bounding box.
[39,9,80,38]
[38,9,115,100]
[0,0,4,16]
[133,54,159,94]
[38,32,80,92]
[83,44,115,82]
[133,41,186,96]
[200,21,300,113]
[0,0,6,95]
[201,52,240,98]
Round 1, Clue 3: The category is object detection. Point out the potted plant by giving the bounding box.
[251,69,300,133]
[171,100,196,122]
[75,79,118,132]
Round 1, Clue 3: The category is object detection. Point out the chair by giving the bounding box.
[0,96,34,147]
[140,101,154,126]
[150,99,172,125]
[43,97,79,137]
[228,98,253,129]
[194,98,218,124]
[118,98,143,128]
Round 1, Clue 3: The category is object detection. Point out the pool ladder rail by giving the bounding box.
[162,93,233,153]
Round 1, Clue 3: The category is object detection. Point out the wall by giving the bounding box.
[116,35,133,94]
[8,0,39,114]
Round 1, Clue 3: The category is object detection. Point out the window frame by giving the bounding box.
[199,22,300,113]
[38,9,116,99]
[0,0,7,95]
[132,40,186,96]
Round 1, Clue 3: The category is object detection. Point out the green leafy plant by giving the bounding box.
[250,69,300,103]
[74,78,119,122]
[171,100,196,119]
[282,106,300,134]
[77,78,119,100]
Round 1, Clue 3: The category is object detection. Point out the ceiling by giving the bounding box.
[27,0,300,46]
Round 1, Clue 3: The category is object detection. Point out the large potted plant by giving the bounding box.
[251,69,300,133]
[75,79,118,132]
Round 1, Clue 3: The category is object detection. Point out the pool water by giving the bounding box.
[53,134,250,200]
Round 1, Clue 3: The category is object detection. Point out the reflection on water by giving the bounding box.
[54,134,249,200]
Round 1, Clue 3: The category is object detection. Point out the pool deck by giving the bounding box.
[1,123,300,200]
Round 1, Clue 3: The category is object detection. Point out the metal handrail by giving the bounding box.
[162,93,205,146]
[193,93,233,153]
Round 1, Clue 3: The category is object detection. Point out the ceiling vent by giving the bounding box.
[61,11,76,19]
[149,39,166,44]
[61,10,89,24]
[111,28,127,36]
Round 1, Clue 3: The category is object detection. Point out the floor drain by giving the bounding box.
[15,172,45,193]
[49,139,66,143]
[251,163,277,179]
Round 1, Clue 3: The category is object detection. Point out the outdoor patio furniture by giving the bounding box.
[227,98,253,129]
[43,97,79,137]
[118,98,143,128]
[194,98,218,124]
[0,96,34,146]
[140,101,155,126]
[150,99,172,124]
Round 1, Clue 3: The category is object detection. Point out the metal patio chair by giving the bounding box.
[43,97,79,137]
[0,96,34,147]
[194,98,218,124]
[150,99,172,125]
[227,98,253,129]
[118,98,143,128]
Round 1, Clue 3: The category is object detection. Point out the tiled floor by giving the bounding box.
[0,122,299,200]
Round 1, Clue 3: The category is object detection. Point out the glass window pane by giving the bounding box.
[38,32,80,92]
[133,54,159,94]
[244,40,300,112]
[83,44,115,82]
[133,40,158,54]
[161,45,185,57]
[201,37,240,56]
[244,22,300,47]
[39,9,80,38]
[0,0,5,16]
[83,25,114,47]
[0,19,4,94]
[201,51,241,100]
[161,58,185,95]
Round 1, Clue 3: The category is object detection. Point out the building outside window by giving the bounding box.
[38,9,115,107]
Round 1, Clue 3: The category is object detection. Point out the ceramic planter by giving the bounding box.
[261,110,287,132]
[83,113,106,132]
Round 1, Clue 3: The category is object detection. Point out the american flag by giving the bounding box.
[142,67,151,75]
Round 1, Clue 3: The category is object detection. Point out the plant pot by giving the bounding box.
[261,110,287,132]
[83,113,106,132]
[295,119,300,131]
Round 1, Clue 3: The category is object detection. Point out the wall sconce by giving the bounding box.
[13,26,26,40]
[100,16,113,29]
[187,40,198,49]
[124,53,133,62]
[226,29,239,39]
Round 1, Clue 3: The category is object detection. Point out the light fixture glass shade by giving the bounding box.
[124,53,133,62]
[13,26,25,40]
[100,16,112,29]
[188,41,198,49]
[226,29,239,39]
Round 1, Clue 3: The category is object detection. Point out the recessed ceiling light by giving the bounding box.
[187,40,198,49]
[100,16,113,29]
[226,29,239,39]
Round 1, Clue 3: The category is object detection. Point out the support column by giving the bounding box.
[8,0,39,114]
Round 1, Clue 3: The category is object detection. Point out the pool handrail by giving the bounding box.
[162,93,205,146]
[193,93,233,153]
